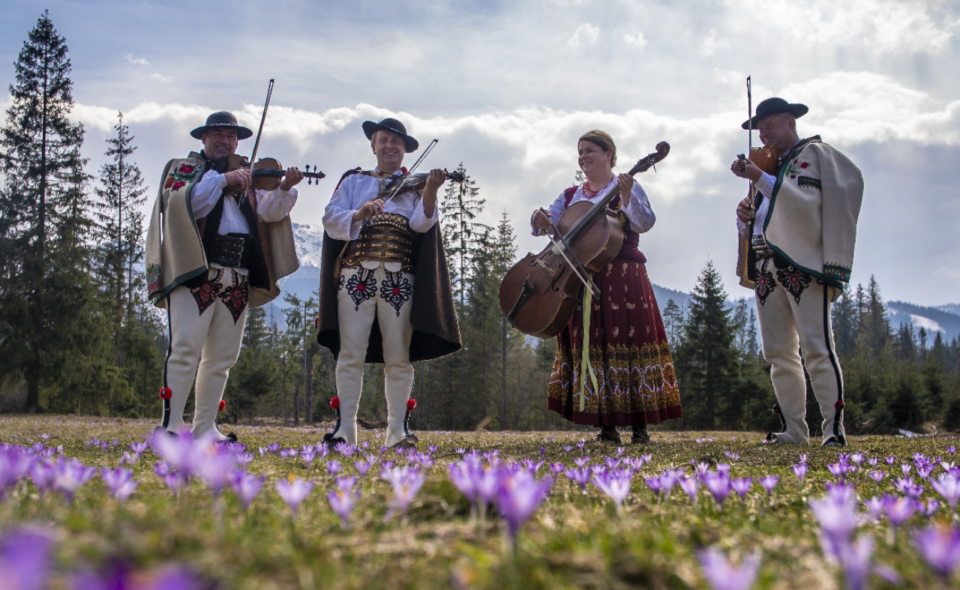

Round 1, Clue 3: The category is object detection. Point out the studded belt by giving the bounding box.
[207,232,251,269]
[751,235,775,258]
[343,213,416,273]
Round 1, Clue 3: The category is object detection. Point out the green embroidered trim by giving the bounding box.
[798,176,821,190]
[824,264,851,283]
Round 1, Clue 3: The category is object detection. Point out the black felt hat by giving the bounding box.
[190,111,253,140]
[742,98,809,130]
[362,117,419,153]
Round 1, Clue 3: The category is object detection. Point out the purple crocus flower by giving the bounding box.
[0,448,35,494]
[894,477,924,499]
[326,460,342,475]
[195,442,237,496]
[53,458,97,503]
[449,461,478,504]
[563,467,590,493]
[549,462,565,476]
[328,476,359,529]
[864,496,886,521]
[868,470,885,485]
[704,473,731,510]
[922,498,941,518]
[593,471,632,512]
[758,475,779,497]
[913,524,960,580]
[826,481,854,503]
[163,471,184,496]
[884,496,917,537]
[850,453,864,466]
[809,494,859,562]
[644,475,663,500]
[354,460,372,478]
[495,472,553,545]
[901,464,912,476]
[679,477,699,505]
[267,443,281,453]
[0,527,53,590]
[947,446,957,456]
[792,463,808,484]
[724,452,740,461]
[931,473,960,512]
[101,467,137,502]
[828,463,851,480]
[300,447,316,466]
[275,478,314,518]
[279,448,298,459]
[574,456,591,468]
[236,452,254,467]
[697,548,761,590]
[230,471,264,510]
[731,478,752,503]
[382,466,426,519]
[150,430,198,480]
[28,461,56,496]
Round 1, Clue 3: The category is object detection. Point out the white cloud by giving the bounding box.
[150,73,172,83]
[125,54,149,66]
[724,0,959,54]
[623,31,647,49]
[567,23,599,49]
[699,29,728,56]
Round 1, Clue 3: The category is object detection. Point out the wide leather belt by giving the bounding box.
[751,235,775,258]
[343,212,415,273]
[208,232,251,269]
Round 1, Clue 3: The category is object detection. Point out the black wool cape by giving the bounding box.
[316,222,462,363]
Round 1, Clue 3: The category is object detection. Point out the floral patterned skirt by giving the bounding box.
[547,258,682,427]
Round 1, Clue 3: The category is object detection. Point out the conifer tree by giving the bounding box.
[491,211,518,428]
[676,261,739,429]
[94,111,147,323]
[440,163,487,305]
[0,11,88,412]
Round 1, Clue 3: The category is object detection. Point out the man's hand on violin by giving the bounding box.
[532,210,552,234]
[279,167,305,191]
[354,198,385,222]
[730,157,763,182]
[424,168,446,192]
[736,196,755,223]
[617,173,635,196]
[223,169,252,191]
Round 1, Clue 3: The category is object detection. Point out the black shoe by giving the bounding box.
[631,427,651,445]
[764,432,781,443]
[322,432,346,446]
[596,427,622,444]
[822,435,847,448]
[215,429,238,444]
[392,434,418,449]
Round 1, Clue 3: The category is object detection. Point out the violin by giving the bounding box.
[221,154,325,196]
[736,145,778,176]
[374,170,466,200]
[499,142,670,339]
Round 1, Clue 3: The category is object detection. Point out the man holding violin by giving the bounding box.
[145,111,303,442]
[730,98,864,447]
[316,117,461,449]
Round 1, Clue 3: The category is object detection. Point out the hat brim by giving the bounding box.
[741,104,808,130]
[362,120,419,153]
[190,124,254,140]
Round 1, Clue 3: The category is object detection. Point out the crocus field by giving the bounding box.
[1,416,959,590]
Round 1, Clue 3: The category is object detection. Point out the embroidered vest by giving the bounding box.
[562,186,646,264]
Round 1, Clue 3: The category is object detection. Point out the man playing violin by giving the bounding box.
[730,98,864,447]
[145,111,304,442]
[317,117,461,449]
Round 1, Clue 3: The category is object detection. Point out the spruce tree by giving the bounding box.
[0,11,88,412]
[676,261,739,429]
[93,111,147,324]
[440,163,487,305]
[491,211,518,429]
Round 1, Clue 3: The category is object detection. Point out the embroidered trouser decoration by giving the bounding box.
[774,257,812,304]
[161,267,248,441]
[755,257,776,306]
[335,265,416,447]
[754,259,845,445]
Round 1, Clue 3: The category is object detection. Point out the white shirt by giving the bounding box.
[322,169,438,272]
[190,169,299,272]
[531,177,655,237]
[737,140,799,236]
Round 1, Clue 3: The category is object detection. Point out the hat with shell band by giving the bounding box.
[190,111,253,140]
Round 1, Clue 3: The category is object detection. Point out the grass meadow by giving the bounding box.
[0,415,958,589]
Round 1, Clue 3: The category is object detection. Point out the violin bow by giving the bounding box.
[244,78,274,205]
[381,138,439,204]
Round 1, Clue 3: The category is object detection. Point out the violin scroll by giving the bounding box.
[221,155,325,195]
[629,141,671,175]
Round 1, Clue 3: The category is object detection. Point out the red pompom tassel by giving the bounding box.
[330,396,340,409]
[407,398,417,411]
[219,399,226,412]
[772,403,781,415]
[159,387,172,400]
[835,400,845,411]
[314,317,320,329]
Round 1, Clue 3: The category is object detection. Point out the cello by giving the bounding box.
[499,142,670,339]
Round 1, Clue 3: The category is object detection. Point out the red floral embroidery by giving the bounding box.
[164,177,175,188]
[179,164,195,174]
[172,181,186,191]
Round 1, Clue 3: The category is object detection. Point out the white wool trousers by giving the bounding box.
[754,256,845,445]
[162,267,248,440]
[333,264,415,447]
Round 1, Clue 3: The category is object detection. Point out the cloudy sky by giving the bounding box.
[3,0,959,306]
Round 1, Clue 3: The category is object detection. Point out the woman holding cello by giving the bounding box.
[530,130,682,444]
